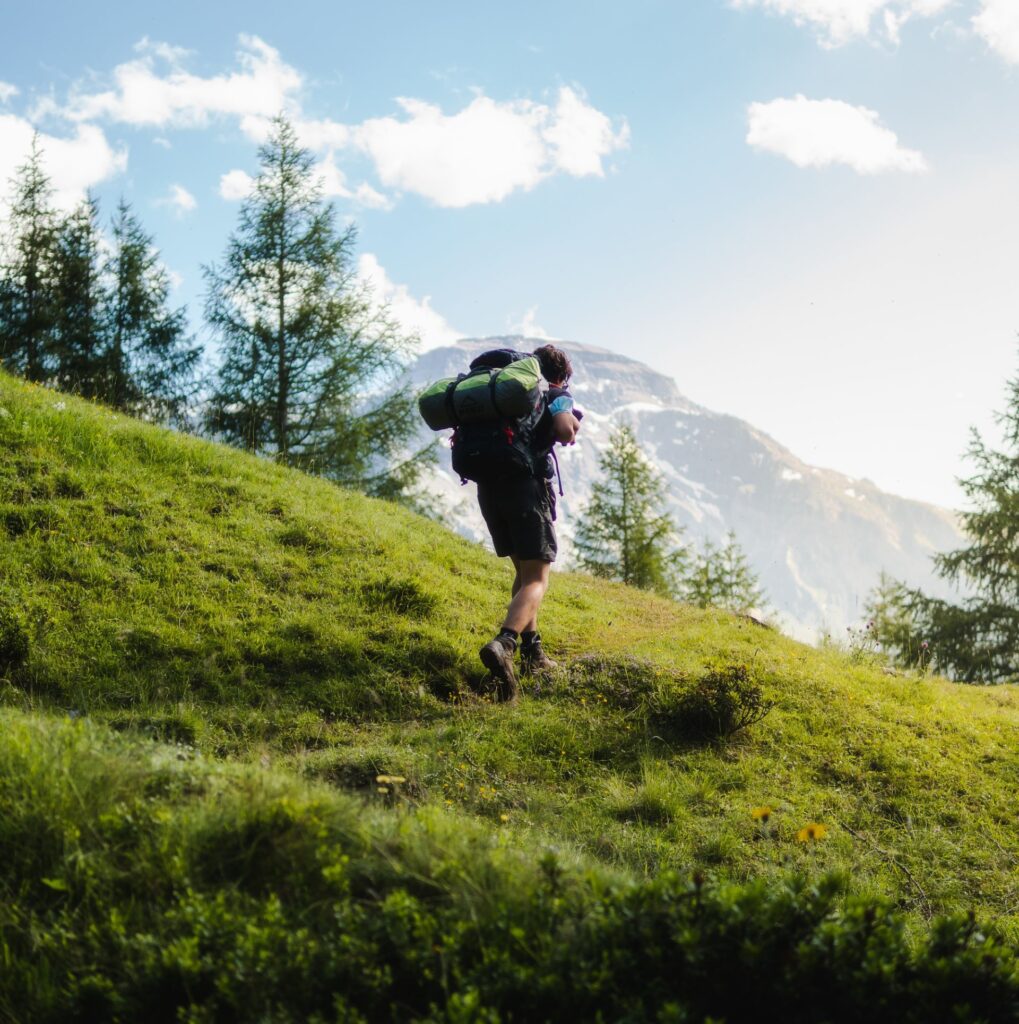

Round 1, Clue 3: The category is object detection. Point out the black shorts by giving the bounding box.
[477,475,558,563]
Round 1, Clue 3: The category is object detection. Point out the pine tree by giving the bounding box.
[105,200,200,424]
[681,531,765,614]
[204,116,424,494]
[574,423,687,595]
[52,194,107,399]
[0,136,59,382]
[867,361,1019,682]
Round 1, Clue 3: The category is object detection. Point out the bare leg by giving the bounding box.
[508,557,537,631]
[502,559,550,635]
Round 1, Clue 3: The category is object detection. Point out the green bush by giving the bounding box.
[670,661,774,740]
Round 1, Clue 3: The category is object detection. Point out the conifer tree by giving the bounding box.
[868,361,1019,682]
[0,136,59,382]
[574,423,687,595]
[204,115,423,495]
[105,200,200,424]
[52,194,106,398]
[681,531,765,614]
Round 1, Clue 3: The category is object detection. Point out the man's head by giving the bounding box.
[533,344,573,386]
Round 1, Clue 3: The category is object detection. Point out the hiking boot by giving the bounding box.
[520,635,557,676]
[479,634,519,703]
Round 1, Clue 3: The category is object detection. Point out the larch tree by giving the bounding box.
[0,136,59,382]
[0,142,198,423]
[573,423,687,595]
[204,115,425,497]
[105,199,201,424]
[868,359,1019,682]
[52,194,106,399]
[680,531,765,614]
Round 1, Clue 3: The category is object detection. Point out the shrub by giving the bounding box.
[669,661,773,740]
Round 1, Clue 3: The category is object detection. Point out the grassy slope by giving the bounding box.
[2,370,1018,938]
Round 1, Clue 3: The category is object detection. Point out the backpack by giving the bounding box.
[417,351,548,484]
[418,353,544,429]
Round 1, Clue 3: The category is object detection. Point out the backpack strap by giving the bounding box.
[444,378,460,427]
[550,446,564,497]
[487,370,501,416]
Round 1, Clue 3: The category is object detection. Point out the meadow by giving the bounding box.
[2,370,1018,1022]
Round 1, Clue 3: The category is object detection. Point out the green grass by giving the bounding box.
[3,710,1016,1023]
[2,371,1019,1017]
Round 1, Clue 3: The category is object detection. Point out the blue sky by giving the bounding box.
[4,0,1019,507]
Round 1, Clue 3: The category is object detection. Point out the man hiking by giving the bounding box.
[474,344,581,701]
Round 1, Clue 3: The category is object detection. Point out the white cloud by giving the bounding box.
[746,95,928,174]
[510,307,558,340]
[0,82,18,104]
[37,36,626,211]
[973,0,1019,63]
[218,168,254,200]
[358,253,462,351]
[293,117,351,151]
[314,154,391,207]
[134,37,194,64]
[220,84,622,210]
[158,183,196,215]
[61,34,302,128]
[353,86,628,207]
[314,154,349,199]
[543,87,630,177]
[353,182,392,210]
[0,115,127,213]
[730,0,951,47]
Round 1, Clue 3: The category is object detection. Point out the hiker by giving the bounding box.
[472,344,581,700]
[417,342,582,700]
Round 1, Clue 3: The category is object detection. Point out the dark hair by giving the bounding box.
[533,344,573,385]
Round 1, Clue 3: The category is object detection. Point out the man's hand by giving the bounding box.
[552,411,581,446]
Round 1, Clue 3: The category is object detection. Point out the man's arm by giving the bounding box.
[552,410,581,446]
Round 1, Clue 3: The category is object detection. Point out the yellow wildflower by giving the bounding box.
[499,814,510,823]
[751,806,773,823]
[376,774,406,785]
[796,823,828,843]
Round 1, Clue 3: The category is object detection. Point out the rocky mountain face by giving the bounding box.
[411,337,963,639]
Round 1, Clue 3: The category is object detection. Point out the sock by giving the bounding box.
[498,627,519,648]
[521,630,540,648]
